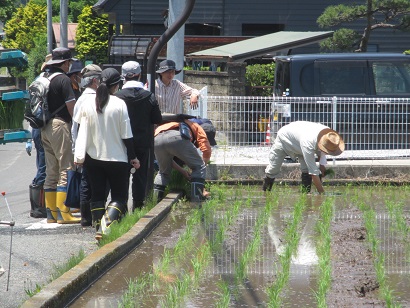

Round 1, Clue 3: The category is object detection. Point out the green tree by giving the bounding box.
[0,0,19,24]
[2,2,47,53]
[75,6,108,64]
[317,0,410,52]
[245,63,275,96]
[69,0,96,22]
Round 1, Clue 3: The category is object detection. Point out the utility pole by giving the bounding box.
[60,0,68,48]
[47,0,53,53]
[167,0,185,82]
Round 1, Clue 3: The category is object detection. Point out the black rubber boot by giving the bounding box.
[80,202,92,227]
[301,172,312,193]
[153,185,166,203]
[90,201,106,233]
[262,177,275,191]
[29,184,47,218]
[100,201,128,236]
[132,200,144,212]
[191,178,206,202]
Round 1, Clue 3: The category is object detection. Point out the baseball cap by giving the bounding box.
[81,64,102,77]
[101,68,121,86]
[121,61,141,78]
[47,47,73,65]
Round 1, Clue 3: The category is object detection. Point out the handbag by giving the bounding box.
[65,167,82,208]
[74,115,88,164]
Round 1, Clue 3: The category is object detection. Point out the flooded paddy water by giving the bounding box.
[70,185,410,307]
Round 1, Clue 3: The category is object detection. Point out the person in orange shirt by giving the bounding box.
[153,117,214,202]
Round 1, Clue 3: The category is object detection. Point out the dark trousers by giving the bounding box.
[32,128,46,186]
[84,154,130,205]
[132,147,150,203]
[80,166,91,204]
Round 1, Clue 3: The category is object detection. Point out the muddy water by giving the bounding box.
[70,186,410,307]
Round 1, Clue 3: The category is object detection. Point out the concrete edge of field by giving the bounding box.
[20,191,183,308]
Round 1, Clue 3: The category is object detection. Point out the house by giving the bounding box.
[93,0,410,55]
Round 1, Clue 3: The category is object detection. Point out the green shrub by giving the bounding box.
[245,63,275,96]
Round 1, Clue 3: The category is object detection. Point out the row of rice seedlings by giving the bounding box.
[159,188,253,307]
[213,192,281,307]
[314,197,335,308]
[266,194,308,308]
[118,184,248,307]
[358,200,401,308]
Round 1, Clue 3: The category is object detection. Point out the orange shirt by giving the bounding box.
[154,120,212,161]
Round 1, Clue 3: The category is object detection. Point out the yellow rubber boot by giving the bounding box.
[45,190,58,223]
[56,191,81,224]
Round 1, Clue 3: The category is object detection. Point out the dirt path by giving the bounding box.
[326,208,386,307]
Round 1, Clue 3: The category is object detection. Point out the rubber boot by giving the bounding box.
[132,200,144,212]
[262,176,275,191]
[80,202,92,227]
[56,191,81,224]
[91,201,106,240]
[301,172,312,193]
[45,190,58,223]
[99,201,127,239]
[191,178,206,202]
[29,184,47,218]
[153,184,166,203]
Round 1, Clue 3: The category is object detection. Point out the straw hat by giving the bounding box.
[317,128,345,156]
[40,53,52,71]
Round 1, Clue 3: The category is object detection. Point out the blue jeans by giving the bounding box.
[32,128,46,186]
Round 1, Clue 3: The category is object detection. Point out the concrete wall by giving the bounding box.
[183,62,247,96]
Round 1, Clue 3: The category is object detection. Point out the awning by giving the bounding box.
[186,31,334,62]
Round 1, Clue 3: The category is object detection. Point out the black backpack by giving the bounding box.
[24,72,63,128]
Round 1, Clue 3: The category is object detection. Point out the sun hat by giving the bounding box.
[81,64,102,77]
[40,53,52,71]
[317,128,345,156]
[121,61,141,77]
[100,68,121,87]
[67,59,83,76]
[46,47,73,65]
[156,59,181,74]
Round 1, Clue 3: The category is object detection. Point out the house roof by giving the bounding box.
[186,31,334,62]
[52,23,78,49]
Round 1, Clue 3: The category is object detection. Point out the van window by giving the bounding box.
[372,61,410,95]
[274,61,290,96]
[316,61,367,95]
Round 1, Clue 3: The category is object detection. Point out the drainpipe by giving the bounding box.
[146,0,195,94]
[145,0,195,194]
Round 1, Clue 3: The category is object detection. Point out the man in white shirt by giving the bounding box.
[263,121,345,194]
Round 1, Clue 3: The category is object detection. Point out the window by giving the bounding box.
[372,61,410,95]
[242,24,284,36]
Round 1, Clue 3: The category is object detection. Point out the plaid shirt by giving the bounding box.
[155,78,199,114]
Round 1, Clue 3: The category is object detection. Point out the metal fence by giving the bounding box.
[190,96,410,161]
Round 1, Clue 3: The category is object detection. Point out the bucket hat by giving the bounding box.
[317,128,345,156]
[156,59,181,74]
[46,47,73,65]
[67,59,83,76]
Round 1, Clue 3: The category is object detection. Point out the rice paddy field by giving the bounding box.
[72,184,410,308]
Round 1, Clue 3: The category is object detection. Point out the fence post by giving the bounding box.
[332,96,338,165]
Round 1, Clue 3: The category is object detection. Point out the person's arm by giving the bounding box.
[122,137,140,169]
[312,174,325,194]
[172,160,191,180]
[66,99,75,117]
[179,80,200,109]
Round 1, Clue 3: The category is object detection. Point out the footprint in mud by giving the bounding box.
[354,276,380,297]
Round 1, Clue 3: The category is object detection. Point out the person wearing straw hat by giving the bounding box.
[154,59,200,114]
[263,121,345,194]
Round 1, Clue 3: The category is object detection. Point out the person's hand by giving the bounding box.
[189,95,199,109]
[25,141,32,156]
[182,169,191,181]
[130,158,140,169]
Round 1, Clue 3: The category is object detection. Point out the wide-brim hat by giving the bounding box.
[46,47,73,65]
[156,59,181,74]
[317,128,345,156]
[67,59,83,76]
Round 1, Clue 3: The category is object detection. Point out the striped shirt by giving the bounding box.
[155,78,200,114]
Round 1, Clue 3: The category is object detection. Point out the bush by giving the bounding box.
[245,63,275,96]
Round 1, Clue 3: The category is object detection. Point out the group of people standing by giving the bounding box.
[28,47,212,241]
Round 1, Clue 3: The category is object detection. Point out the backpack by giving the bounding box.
[24,72,63,129]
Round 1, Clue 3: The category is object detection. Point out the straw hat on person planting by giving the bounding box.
[317,128,345,156]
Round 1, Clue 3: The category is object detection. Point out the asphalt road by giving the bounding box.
[0,142,97,308]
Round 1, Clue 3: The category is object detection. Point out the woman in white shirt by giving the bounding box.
[74,68,140,240]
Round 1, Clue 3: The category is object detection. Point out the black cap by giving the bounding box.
[201,123,217,146]
[101,68,121,87]
[67,59,83,76]
[156,59,182,74]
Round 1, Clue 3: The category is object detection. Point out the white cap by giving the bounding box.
[121,61,141,77]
